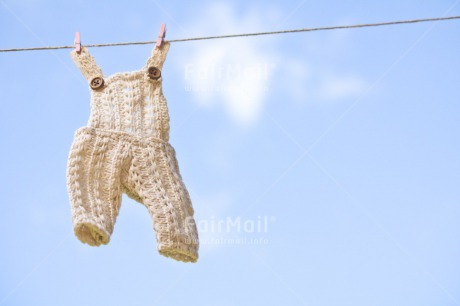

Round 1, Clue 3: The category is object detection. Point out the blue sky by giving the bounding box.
[1,0,460,305]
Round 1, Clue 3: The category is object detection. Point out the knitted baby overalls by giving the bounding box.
[66,42,199,263]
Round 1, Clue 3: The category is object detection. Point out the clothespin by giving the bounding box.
[156,24,166,48]
[74,32,81,54]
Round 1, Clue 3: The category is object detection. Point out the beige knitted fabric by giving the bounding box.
[66,42,199,263]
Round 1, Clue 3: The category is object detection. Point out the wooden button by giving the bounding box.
[90,77,104,90]
[147,66,161,80]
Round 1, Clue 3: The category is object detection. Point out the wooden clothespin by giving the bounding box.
[156,24,166,48]
[74,32,81,54]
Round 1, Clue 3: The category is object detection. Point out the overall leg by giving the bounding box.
[126,142,199,262]
[66,128,127,246]
[162,144,199,258]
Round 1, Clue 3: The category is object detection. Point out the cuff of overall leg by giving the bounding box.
[74,220,111,246]
[158,238,199,263]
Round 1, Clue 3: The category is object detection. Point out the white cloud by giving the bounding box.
[175,3,367,125]
[176,3,279,127]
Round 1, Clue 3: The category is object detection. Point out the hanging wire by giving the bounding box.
[1,15,459,53]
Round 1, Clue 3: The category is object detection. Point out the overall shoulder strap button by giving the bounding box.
[90,77,104,90]
[147,66,161,80]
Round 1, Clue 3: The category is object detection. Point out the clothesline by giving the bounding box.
[1,15,459,53]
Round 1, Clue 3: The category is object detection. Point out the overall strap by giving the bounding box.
[70,47,104,81]
[145,41,170,71]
